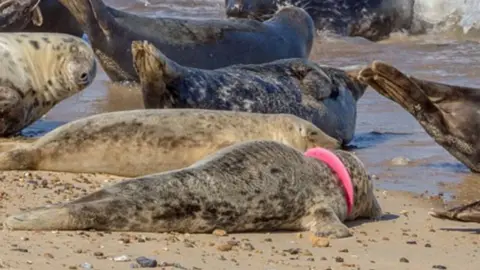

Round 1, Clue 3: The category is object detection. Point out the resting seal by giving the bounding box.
[0,32,96,136]
[429,200,480,223]
[55,0,314,82]
[3,140,382,237]
[0,0,83,37]
[357,61,480,173]
[0,109,340,177]
[225,0,431,41]
[132,41,367,144]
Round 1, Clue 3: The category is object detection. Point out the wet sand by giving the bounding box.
[1,0,480,269]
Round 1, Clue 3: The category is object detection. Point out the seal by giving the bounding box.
[132,40,367,145]
[0,32,96,136]
[55,0,315,82]
[0,0,83,37]
[0,109,340,177]
[225,0,431,41]
[429,200,480,223]
[357,61,480,173]
[3,140,383,237]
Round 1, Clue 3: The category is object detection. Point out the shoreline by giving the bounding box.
[1,170,478,269]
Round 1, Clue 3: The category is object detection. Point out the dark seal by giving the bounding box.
[3,140,382,237]
[55,0,315,82]
[0,0,83,37]
[225,0,431,41]
[132,40,367,144]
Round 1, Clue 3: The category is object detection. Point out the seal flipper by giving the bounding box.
[131,40,185,108]
[303,207,351,239]
[358,61,480,172]
[429,200,480,223]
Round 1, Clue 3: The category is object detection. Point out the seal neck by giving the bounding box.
[304,148,354,216]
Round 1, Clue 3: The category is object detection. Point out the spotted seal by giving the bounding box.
[55,0,314,82]
[132,40,367,145]
[0,109,340,177]
[0,0,83,36]
[3,140,382,237]
[357,61,480,173]
[0,32,96,137]
[225,0,431,41]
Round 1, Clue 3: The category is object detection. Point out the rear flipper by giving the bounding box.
[131,40,184,109]
[429,200,480,223]
[357,61,480,172]
[3,197,142,231]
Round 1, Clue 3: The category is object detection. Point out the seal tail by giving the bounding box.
[131,40,184,109]
[0,145,37,171]
[428,200,480,223]
[4,205,76,231]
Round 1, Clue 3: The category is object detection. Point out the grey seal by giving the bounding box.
[55,0,315,82]
[132,40,367,144]
[0,32,96,136]
[3,140,382,238]
[0,109,340,177]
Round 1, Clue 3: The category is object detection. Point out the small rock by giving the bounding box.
[113,255,131,262]
[391,157,410,166]
[217,255,227,261]
[406,240,417,245]
[264,238,273,242]
[335,257,344,263]
[93,252,104,257]
[240,242,255,251]
[425,243,432,248]
[20,237,29,241]
[44,253,54,259]
[284,248,301,255]
[212,229,228,237]
[399,257,409,263]
[432,265,447,269]
[306,257,314,262]
[338,248,349,253]
[11,248,28,253]
[320,257,327,261]
[296,233,303,239]
[68,266,78,270]
[302,249,313,256]
[80,262,93,269]
[216,243,233,252]
[135,257,157,268]
[310,235,330,247]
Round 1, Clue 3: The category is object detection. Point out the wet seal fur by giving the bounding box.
[57,0,315,82]
[357,61,480,173]
[225,0,431,41]
[132,40,367,144]
[3,140,382,237]
[0,109,340,177]
[429,200,480,223]
[0,32,96,136]
[0,0,83,37]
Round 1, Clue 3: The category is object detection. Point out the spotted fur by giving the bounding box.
[0,32,96,136]
[3,140,382,238]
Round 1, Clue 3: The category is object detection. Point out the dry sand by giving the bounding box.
[0,170,478,270]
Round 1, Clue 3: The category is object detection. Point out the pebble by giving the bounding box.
[216,243,233,252]
[113,255,131,262]
[399,257,409,263]
[432,265,447,269]
[391,157,410,166]
[212,229,228,236]
[335,257,344,263]
[406,240,417,245]
[44,253,54,259]
[80,262,93,269]
[135,257,157,268]
[93,252,104,257]
[310,235,330,247]
[425,243,432,248]
[338,248,349,253]
[240,242,255,251]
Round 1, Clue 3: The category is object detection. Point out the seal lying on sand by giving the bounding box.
[0,109,340,177]
[55,0,314,82]
[132,41,367,145]
[0,32,96,137]
[429,200,480,223]
[357,61,480,173]
[0,0,83,36]
[225,0,431,41]
[3,140,382,237]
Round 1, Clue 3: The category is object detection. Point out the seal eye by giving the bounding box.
[79,72,89,84]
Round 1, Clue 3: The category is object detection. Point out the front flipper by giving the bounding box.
[303,207,351,239]
[429,200,480,223]
[0,86,26,137]
[357,61,480,173]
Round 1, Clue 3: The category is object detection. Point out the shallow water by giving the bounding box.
[27,0,480,204]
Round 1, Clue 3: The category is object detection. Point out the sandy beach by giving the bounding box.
[0,170,478,270]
